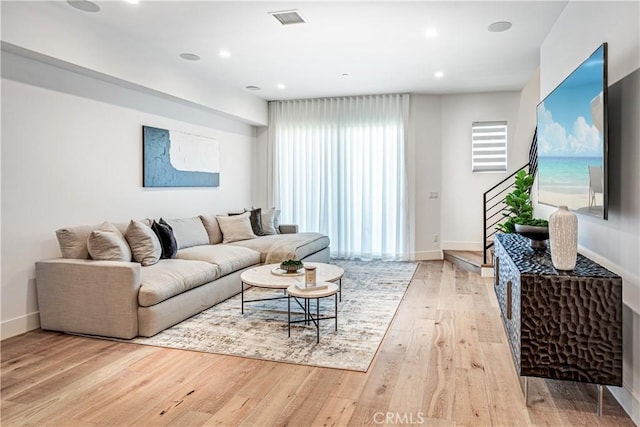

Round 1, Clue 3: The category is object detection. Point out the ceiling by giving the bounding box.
[2,1,568,103]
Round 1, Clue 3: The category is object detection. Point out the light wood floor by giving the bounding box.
[1,261,634,426]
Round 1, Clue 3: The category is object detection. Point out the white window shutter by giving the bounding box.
[472,121,507,172]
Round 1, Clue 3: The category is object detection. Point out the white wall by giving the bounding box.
[1,51,257,339]
[252,126,270,210]
[513,68,541,170]
[440,91,522,250]
[538,1,640,423]
[410,95,442,260]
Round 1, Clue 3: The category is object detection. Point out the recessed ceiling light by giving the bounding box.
[434,71,444,78]
[277,83,286,90]
[488,21,512,32]
[245,85,261,91]
[424,28,438,39]
[67,0,100,13]
[179,53,200,61]
[123,0,139,4]
[219,50,231,58]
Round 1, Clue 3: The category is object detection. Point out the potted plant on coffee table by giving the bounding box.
[280,259,303,273]
[497,170,549,248]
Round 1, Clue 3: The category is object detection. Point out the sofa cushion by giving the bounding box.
[153,220,178,259]
[217,212,256,243]
[230,232,330,264]
[176,244,260,277]
[139,259,220,307]
[87,223,132,262]
[163,217,209,250]
[125,221,162,266]
[200,214,223,245]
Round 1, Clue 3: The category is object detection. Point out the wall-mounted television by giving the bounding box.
[536,43,608,219]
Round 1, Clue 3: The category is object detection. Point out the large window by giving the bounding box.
[269,94,410,260]
[472,121,508,172]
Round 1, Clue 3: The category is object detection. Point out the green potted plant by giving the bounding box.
[497,170,549,247]
[280,258,303,273]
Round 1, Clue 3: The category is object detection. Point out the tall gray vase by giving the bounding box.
[549,205,578,270]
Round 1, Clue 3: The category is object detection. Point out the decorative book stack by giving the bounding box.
[294,282,328,292]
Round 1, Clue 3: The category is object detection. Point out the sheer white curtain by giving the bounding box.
[269,94,410,260]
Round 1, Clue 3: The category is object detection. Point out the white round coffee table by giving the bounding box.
[287,282,339,343]
[239,262,344,313]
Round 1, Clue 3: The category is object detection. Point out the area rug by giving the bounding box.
[130,260,417,372]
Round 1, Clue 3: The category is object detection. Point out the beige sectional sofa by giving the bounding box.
[35,212,330,339]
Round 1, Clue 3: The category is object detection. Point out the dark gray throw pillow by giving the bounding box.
[153,219,178,259]
[247,208,263,236]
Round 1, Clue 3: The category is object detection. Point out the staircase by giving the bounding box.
[443,250,492,276]
[481,129,539,265]
[441,130,538,277]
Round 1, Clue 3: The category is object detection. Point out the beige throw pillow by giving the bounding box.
[86,221,131,261]
[125,220,161,266]
[200,214,223,245]
[56,224,98,259]
[87,230,132,262]
[217,212,257,243]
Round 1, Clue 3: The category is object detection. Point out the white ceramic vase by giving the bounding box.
[549,205,578,270]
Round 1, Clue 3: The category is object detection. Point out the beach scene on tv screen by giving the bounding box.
[537,45,605,216]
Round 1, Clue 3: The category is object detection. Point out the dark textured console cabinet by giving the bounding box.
[494,234,622,390]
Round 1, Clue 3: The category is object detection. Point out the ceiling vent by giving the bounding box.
[269,10,306,26]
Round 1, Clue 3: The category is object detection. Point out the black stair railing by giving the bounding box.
[528,129,538,178]
[482,129,538,265]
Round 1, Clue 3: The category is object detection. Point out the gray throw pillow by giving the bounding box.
[261,208,281,235]
[125,220,161,266]
[163,217,209,250]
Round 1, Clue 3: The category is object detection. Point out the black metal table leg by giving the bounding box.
[288,294,291,337]
[335,293,338,331]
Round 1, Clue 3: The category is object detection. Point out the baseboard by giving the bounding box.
[609,383,640,426]
[1,311,40,340]
[412,250,443,261]
[441,241,483,251]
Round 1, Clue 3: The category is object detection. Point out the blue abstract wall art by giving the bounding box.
[143,126,220,187]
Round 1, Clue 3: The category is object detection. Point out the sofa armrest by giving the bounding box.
[35,259,141,339]
[278,224,298,234]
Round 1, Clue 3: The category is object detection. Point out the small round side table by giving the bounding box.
[287,282,339,343]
